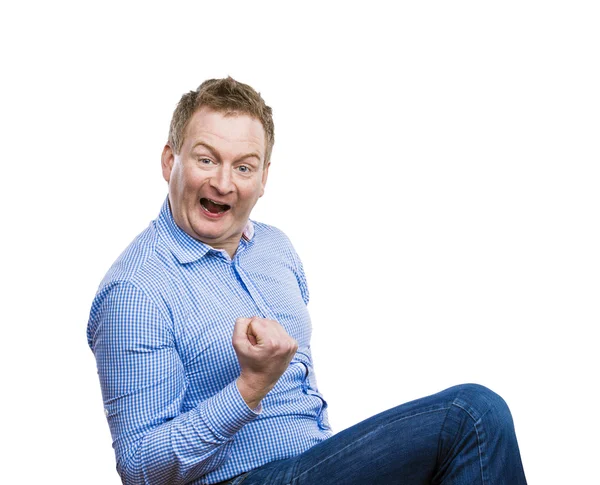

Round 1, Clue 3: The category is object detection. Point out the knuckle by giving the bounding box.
[254,318,268,328]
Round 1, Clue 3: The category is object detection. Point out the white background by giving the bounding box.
[1,1,598,484]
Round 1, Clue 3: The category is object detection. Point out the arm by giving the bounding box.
[88,282,260,485]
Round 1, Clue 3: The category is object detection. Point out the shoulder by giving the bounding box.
[249,221,306,271]
[87,222,177,345]
[250,220,305,265]
[93,220,178,308]
[101,223,159,286]
[249,221,310,304]
[251,221,295,251]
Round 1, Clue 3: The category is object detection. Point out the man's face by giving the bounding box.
[162,107,269,256]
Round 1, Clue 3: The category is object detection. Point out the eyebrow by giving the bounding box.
[192,141,262,165]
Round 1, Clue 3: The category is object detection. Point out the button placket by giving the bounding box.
[232,260,275,320]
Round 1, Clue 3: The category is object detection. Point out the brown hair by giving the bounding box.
[168,77,275,164]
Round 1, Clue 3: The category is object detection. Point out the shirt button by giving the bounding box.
[104,408,109,417]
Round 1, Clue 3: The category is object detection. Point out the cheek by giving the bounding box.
[170,177,200,210]
[240,181,265,201]
[178,170,206,194]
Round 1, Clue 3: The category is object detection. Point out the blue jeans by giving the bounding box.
[227,384,526,485]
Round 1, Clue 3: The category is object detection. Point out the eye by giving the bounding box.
[237,165,251,173]
[198,158,214,165]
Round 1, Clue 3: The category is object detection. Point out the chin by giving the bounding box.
[191,227,224,242]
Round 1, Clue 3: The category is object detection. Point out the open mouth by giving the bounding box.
[200,198,231,214]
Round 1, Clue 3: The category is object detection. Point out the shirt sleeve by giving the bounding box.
[87,282,259,485]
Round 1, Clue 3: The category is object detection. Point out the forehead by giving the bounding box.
[183,107,266,158]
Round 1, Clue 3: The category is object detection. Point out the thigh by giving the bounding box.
[240,386,464,485]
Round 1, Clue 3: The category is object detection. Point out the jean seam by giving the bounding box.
[473,419,487,485]
[451,398,493,424]
[290,407,450,484]
[451,401,492,485]
[435,402,454,480]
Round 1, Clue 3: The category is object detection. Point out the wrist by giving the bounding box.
[236,376,267,411]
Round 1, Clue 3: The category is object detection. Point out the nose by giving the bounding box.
[209,166,235,195]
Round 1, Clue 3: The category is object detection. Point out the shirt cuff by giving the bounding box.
[197,380,261,440]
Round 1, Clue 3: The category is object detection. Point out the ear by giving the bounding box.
[161,144,175,182]
[260,162,270,197]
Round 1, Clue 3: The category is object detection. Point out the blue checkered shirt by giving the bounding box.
[87,199,332,484]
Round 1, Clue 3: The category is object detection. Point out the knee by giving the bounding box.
[452,383,516,433]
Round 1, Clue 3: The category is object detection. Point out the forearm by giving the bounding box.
[118,381,259,485]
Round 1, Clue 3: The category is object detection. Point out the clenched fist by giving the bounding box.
[233,317,298,410]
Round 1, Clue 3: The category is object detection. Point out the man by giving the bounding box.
[88,77,527,484]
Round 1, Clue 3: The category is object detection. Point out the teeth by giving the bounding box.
[200,204,224,213]
[200,198,229,214]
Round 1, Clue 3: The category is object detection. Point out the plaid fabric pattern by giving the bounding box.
[88,199,332,485]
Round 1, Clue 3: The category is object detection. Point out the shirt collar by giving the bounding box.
[241,219,255,241]
[156,197,255,264]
